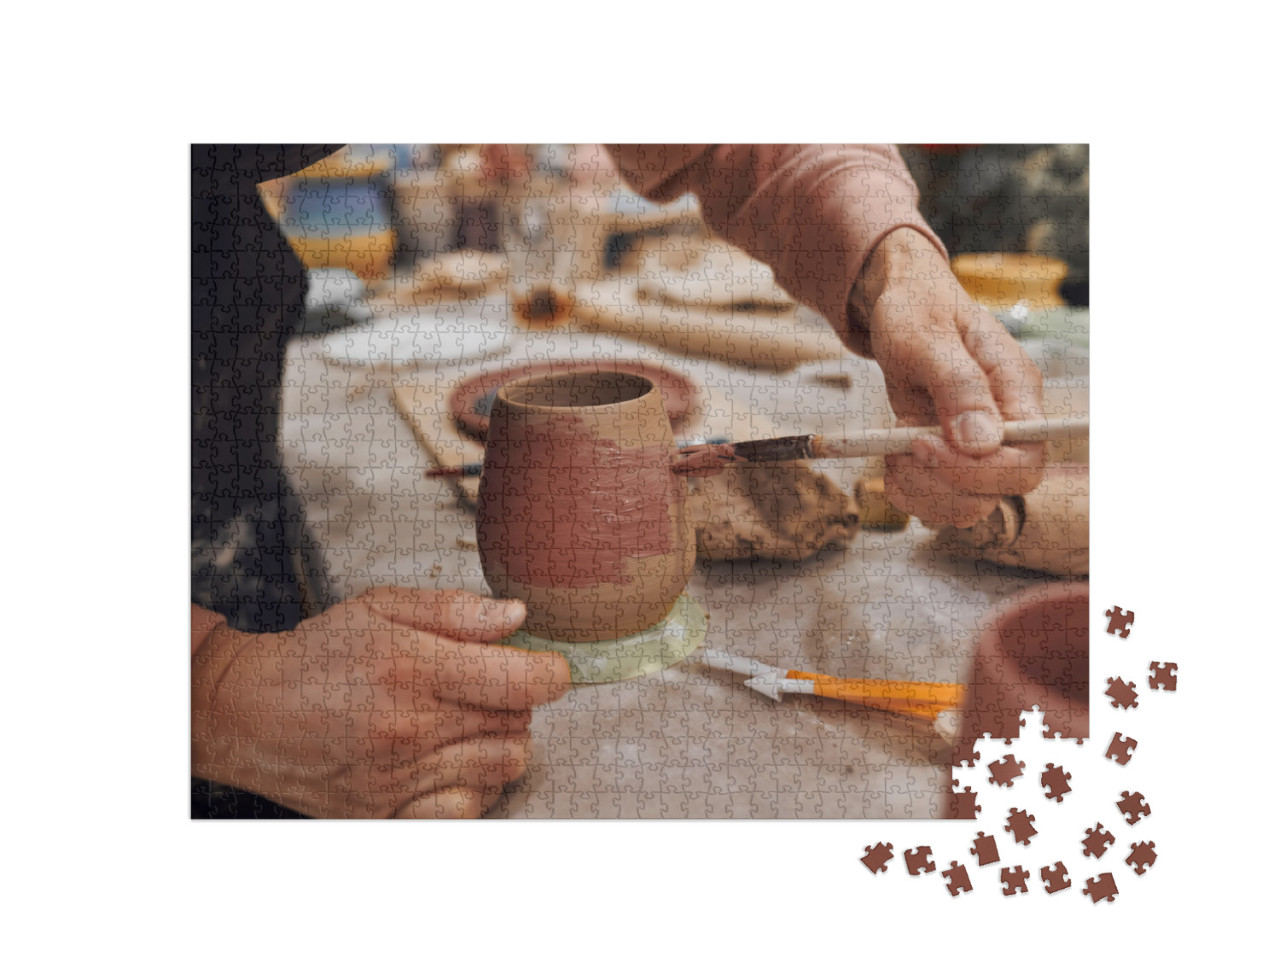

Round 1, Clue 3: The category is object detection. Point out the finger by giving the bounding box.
[363,588,528,643]
[962,312,1045,426]
[364,705,534,756]
[395,786,484,819]
[906,433,1045,499]
[414,734,531,798]
[877,301,1005,458]
[424,636,572,710]
[884,449,997,529]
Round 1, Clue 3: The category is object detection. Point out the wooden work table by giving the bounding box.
[279,275,1086,818]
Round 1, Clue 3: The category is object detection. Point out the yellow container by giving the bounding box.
[950,253,1068,310]
[285,228,395,282]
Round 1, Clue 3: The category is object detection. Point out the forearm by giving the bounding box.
[605,144,947,352]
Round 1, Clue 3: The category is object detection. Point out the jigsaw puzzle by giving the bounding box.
[191,143,1090,821]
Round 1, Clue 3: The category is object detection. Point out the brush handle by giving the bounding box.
[807,417,1086,460]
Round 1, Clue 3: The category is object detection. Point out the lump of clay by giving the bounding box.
[689,463,859,562]
[931,465,1088,577]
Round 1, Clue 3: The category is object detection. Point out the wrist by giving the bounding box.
[847,227,949,330]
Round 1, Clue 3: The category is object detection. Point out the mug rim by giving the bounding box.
[496,370,656,412]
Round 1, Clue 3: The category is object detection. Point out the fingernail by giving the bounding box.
[950,411,1001,451]
[911,437,939,467]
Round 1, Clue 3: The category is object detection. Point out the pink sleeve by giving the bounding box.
[605,145,946,350]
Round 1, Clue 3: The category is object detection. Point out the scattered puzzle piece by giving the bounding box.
[1105,677,1139,709]
[1105,732,1138,765]
[1001,865,1030,896]
[1082,823,1116,859]
[1083,872,1119,903]
[1149,661,1178,691]
[988,753,1026,787]
[1041,861,1071,894]
[1125,841,1157,875]
[943,861,973,897]
[1117,791,1152,825]
[861,842,894,874]
[970,831,1000,866]
[904,847,936,876]
[1040,763,1072,802]
[951,781,981,819]
[1005,808,1037,845]
[1105,606,1134,638]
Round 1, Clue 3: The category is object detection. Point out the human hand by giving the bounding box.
[192,589,570,818]
[850,228,1045,528]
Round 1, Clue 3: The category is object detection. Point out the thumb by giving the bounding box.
[907,327,1004,458]
[363,587,528,643]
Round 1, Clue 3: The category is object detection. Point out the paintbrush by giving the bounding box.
[423,417,1087,479]
[671,416,1087,476]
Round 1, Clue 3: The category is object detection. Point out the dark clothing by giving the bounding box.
[191,145,341,635]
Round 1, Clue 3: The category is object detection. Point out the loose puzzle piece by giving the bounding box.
[943,861,973,897]
[1001,865,1030,896]
[1117,791,1152,825]
[1081,822,1116,859]
[1105,732,1138,765]
[904,847,936,876]
[1040,763,1072,802]
[1105,677,1139,709]
[1125,841,1158,875]
[970,831,1001,866]
[1105,606,1135,638]
[861,842,894,874]
[951,781,981,819]
[1005,808,1037,845]
[1041,862,1071,894]
[1083,873,1119,903]
[1149,661,1178,691]
[988,753,1026,787]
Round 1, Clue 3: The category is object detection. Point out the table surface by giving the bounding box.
[280,285,1082,818]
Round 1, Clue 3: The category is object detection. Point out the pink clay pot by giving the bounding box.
[477,371,694,642]
[948,581,1089,817]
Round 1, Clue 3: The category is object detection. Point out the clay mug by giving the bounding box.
[477,371,694,642]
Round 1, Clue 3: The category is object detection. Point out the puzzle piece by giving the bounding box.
[988,753,1026,788]
[1001,865,1030,896]
[1149,662,1178,691]
[1105,606,1134,638]
[1083,872,1119,903]
[1041,861,1071,894]
[1005,808,1037,845]
[1105,677,1139,709]
[1117,791,1152,825]
[861,842,894,874]
[950,782,981,820]
[1082,823,1116,859]
[943,861,973,897]
[1126,841,1158,875]
[970,831,1001,866]
[904,847,936,876]
[1105,732,1138,765]
[1040,763,1072,802]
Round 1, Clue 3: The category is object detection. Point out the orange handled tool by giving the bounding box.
[701,649,965,731]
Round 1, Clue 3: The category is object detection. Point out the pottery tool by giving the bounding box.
[673,416,1087,476]
[702,648,964,739]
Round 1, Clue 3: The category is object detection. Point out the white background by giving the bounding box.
[5,1,1274,958]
